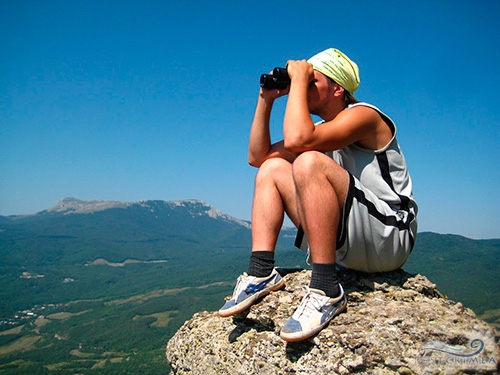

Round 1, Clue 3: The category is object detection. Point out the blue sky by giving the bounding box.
[1,0,499,239]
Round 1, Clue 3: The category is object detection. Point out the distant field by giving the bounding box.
[0,281,232,374]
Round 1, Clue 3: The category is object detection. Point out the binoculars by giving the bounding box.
[260,67,290,90]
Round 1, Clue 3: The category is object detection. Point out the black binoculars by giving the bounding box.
[260,67,290,90]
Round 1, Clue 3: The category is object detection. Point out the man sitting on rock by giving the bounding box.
[219,48,418,342]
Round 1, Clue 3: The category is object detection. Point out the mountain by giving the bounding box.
[2,197,252,263]
[44,197,252,229]
[1,198,499,316]
[0,197,303,375]
[0,198,498,375]
[1,197,255,269]
[0,198,299,317]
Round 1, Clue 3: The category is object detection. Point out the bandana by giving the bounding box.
[307,48,360,93]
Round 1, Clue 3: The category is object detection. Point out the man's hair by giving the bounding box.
[344,90,359,106]
[327,76,359,106]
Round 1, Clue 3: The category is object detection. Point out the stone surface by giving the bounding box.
[166,269,500,374]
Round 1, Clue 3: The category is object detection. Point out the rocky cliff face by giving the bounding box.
[166,269,499,374]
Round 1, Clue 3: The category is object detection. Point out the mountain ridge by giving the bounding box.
[3,197,498,242]
[4,197,252,230]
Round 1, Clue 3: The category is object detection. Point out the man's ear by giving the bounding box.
[333,83,345,98]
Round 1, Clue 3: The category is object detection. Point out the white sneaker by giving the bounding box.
[219,268,285,317]
[280,284,347,342]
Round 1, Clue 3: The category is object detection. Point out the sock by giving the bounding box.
[310,263,340,298]
[247,251,275,277]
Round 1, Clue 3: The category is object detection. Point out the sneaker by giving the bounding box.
[219,268,285,317]
[280,284,347,342]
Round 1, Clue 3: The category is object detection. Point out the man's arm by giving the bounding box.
[285,105,390,153]
[248,90,296,168]
[283,60,391,153]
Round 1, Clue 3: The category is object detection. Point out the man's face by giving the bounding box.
[307,71,337,116]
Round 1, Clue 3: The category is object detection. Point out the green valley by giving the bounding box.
[0,198,498,374]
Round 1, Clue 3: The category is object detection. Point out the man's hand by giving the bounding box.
[285,60,314,86]
[260,69,290,101]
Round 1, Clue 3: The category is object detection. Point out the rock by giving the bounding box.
[166,269,499,374]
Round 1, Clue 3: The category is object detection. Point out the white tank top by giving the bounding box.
[327,102,417,214]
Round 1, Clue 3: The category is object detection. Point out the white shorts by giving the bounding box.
[295,173,417,273]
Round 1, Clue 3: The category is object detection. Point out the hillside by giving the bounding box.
[404,232,500,316]
[0,198,300,318]
[0,198,498,374]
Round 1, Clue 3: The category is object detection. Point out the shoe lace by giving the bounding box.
[294,287,324,319]
[232,273,251,299]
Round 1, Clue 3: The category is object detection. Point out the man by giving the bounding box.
[219,48,418,342]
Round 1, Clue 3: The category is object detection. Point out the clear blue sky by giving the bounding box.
[1,1,499,239]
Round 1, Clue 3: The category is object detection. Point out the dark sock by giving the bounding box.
[248,251,275,277]
[310,263,340,298]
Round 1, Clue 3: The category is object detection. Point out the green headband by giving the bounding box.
[307,48,360,93]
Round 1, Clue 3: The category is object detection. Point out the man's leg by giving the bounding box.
[280,151,349,341]
[249,158,300,276]
[292,151,349,267]
[252,158,301,250]
[219,158,299,317]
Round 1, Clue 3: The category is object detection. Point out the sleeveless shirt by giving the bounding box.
[327,102,417,215]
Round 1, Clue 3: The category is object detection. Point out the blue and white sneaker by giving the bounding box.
[219,268,285,317]
[280,284,347,342]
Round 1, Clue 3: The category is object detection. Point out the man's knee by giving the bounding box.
[255,158,292,184]
[292,151,348,195]
[292,151,331,182]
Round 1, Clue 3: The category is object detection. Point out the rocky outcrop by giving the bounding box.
[166,269,499,374]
